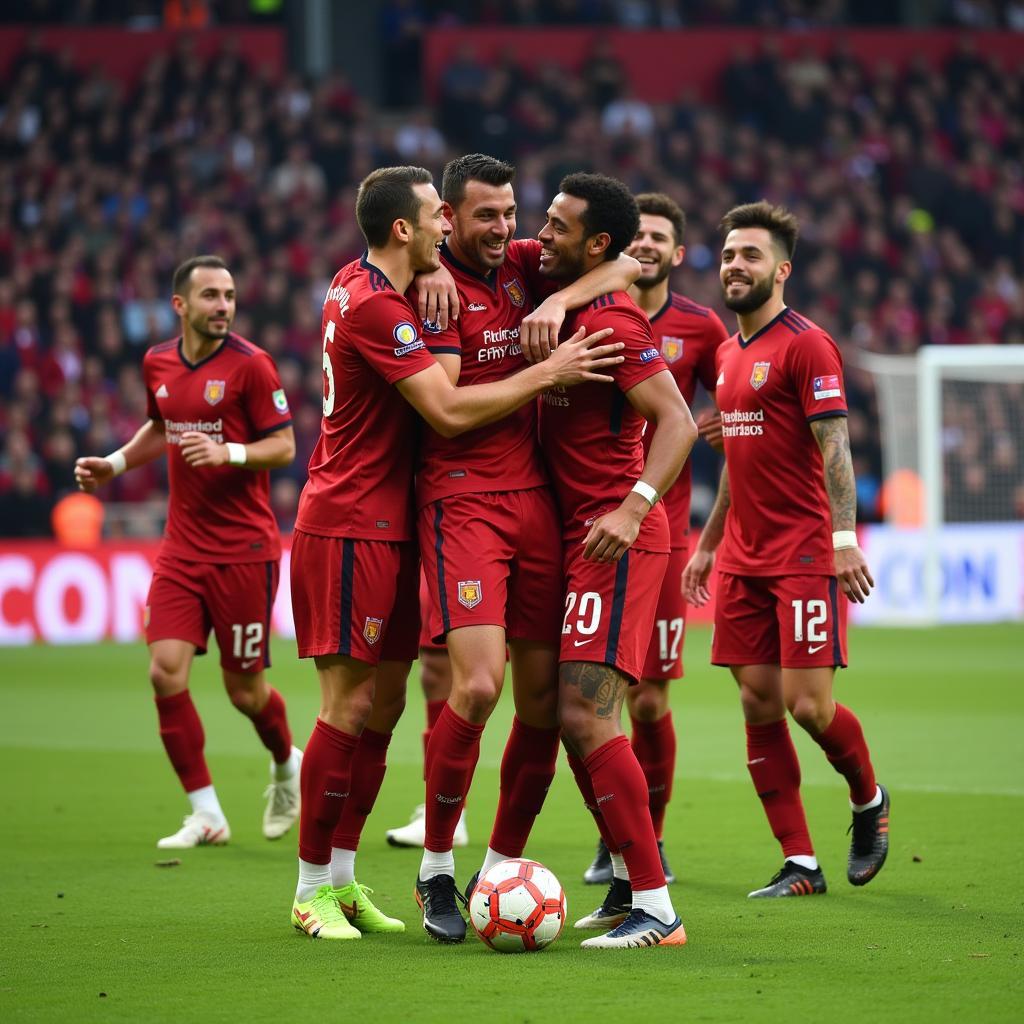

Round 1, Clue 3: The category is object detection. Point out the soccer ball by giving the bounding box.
[468,858,567,953]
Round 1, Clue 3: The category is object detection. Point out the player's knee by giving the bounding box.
[789,694,831,735]
[514,685,558,730]
[454,674,500,721]
[148,658,187,696]
[419,658,451,702]
[557,694,596,749]
[226,685,262,717]
[629,686,665,723]
[739,685,782,724]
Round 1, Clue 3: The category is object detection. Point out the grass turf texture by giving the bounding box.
[1,625,1021,1023]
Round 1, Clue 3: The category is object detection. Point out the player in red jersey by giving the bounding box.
[579,193,729,899]
[683,201,889,899]
[288,165,625,940]
[393,154,642,943]
[74,256,301,849]
[531,173,697,949]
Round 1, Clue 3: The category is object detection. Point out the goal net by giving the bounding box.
[856,345,1024,624]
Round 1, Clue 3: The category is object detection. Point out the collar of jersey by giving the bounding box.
[738,306,789,348]
[440,240,498,290]
[648,291,674,324]
[177,335,228,370]
[359,253,395,288]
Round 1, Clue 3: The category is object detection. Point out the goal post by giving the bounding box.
[856,345,1024,625]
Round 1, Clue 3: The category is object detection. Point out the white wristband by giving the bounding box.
[832,530,858,550]
[631,480,659,508]
[105,450,127,476]
[226,443,247,466]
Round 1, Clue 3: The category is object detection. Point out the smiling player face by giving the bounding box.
[410,182,452,274]
[626,213,684,290]
[174,267,236,341]
[720,226,785,314]
[447,179,517,274]
[537,192,590,281]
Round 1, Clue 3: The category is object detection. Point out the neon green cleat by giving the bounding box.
[333,881,406,934]
[292,885,360,940]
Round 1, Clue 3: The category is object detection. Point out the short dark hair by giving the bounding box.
[558,172,639,261]
[441,153,515,207]
[635,192,687,246]
[719,201,799,261]
[356,165,433,248]
[172,255,229,297]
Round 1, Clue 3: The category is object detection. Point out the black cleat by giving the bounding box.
[463,870,480,905]
[848,784,890,886]
[414,874,467,943]
[583,839,613,885]
[658,839,676,885]
[748,861,827,898]
[574,876,632,929]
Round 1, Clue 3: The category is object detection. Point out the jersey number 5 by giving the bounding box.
[322,319,336,416]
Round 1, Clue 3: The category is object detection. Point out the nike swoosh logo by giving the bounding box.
[240,659,259,670]
[660,662,675,672]
[807,643,827,654]
[573,638,595,647]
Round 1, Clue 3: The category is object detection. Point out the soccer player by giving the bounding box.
[535,173,698,949]
[407,153,643,944]
[682,201,889,898]
[74,255,301,849]
[288,164,624,940]
[579,193,729,903]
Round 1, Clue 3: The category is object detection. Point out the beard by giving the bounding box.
[722,273,774,314]
[542,241,587,281]
[633,258,673,290]
[191,315,230,340]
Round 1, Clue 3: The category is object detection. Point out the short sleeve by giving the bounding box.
[587,304,666,393]
[787,329,848,421]
[697,311,730,394]
[356,291,438,385]
[243,351,294,436]
[406,283,463,356]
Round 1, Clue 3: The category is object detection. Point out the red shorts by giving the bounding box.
[712,572,848,669]
[290,531,419,665]
[419,487,563,646]
[418,570,446,652]
[559,545,668,685]
[146,556,278,674]
[641,542,690,681]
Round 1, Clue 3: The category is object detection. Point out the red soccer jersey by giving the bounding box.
[295,255,437,541]
[714,307,848,576]
[539,291,670,552]
[143,333,292,564]
[642,292,729,548]
[413,239,550,507]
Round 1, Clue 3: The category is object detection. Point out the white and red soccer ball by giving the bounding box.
[468,858,567,953]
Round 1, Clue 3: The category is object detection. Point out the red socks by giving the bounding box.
[746,719,813,858]
[585,735,665,891]
[423,699,446,776]
[566,747,619,854]
[250,686,293,765]
[331,727,392,852]
[298,718,359,864]
[814,703,878,805]
[423,704,484,852]
[155,691,211,792]
[630,713,676,839]
[488,717,560,857]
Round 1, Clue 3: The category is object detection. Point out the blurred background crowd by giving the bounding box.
[1,1,1022,539]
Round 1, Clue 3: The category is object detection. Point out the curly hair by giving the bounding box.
[559,172,640,261]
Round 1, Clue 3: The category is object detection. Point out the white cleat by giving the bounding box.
[580,909,687,949]
[157,810,231,849]
[263,746,302,840]
[385,804,469,848]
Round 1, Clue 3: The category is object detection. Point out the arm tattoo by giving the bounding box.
[560,661,629,720]
[810,416,857,531]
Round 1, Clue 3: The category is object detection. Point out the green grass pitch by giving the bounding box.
[1,624,1021,1023]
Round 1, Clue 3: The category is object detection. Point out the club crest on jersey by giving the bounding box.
[503,279,526,308]
[204,379,226,405]
[749,362,771,390]
[457,580,482,609]
[363,617,383,645]
[661,336,684,363]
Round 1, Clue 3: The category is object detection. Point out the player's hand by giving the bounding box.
[180,431,229,468]
[545,326,623,387]
[681,548,715,606]
[521,295,568,363]
[74,456,115,493]
[416,266,459,330]
[697,409,724,453]
[582,505,642,563]
[835,545,874,604]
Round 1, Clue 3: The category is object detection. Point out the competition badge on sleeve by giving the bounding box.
[749,362,771,390]
[272,388,289,413]
[813,374,842,399]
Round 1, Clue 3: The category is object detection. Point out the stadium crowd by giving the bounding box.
[1,25,1022,537]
